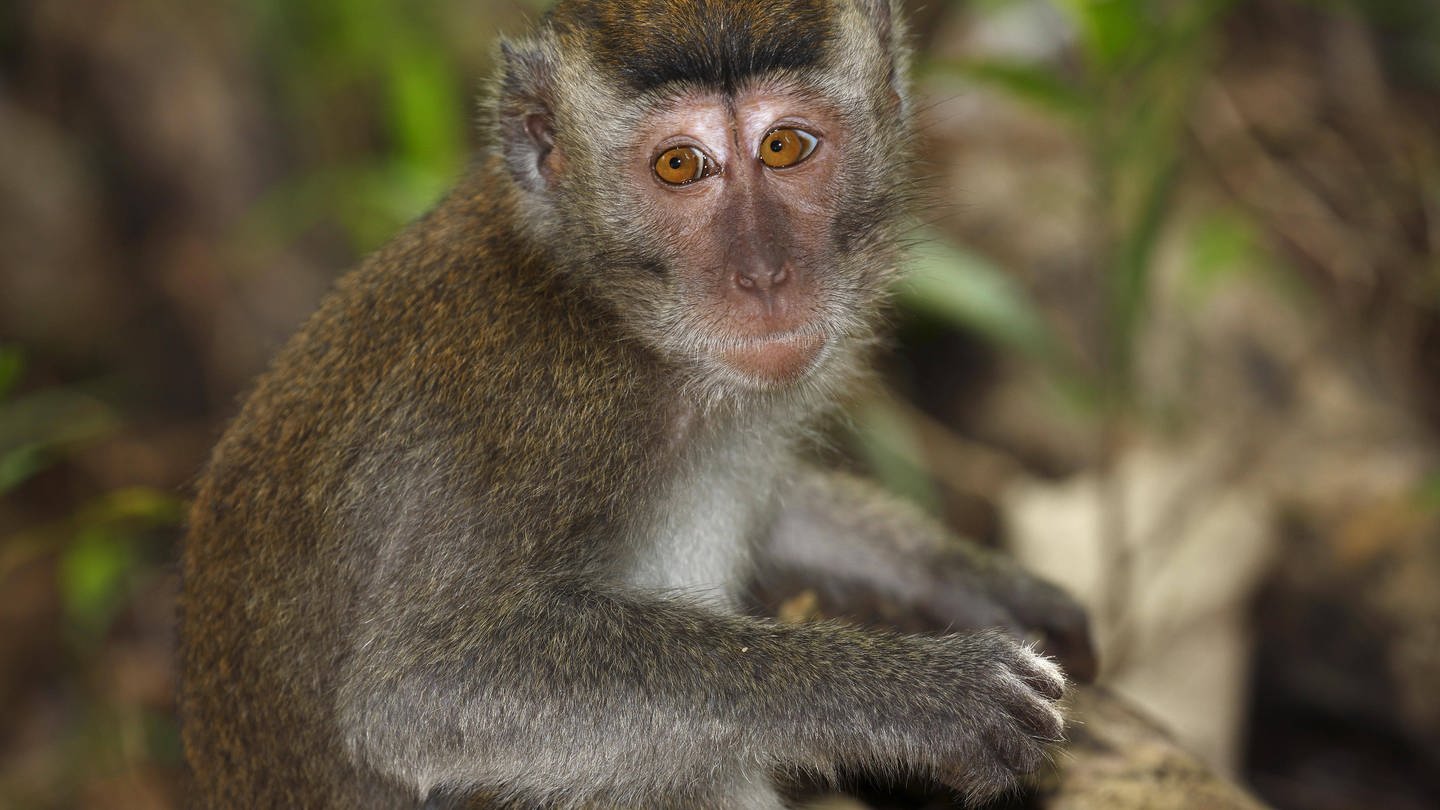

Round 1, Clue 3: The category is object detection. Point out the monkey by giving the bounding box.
[178,1,1095,808]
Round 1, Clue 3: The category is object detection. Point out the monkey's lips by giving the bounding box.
[715,331,827,385]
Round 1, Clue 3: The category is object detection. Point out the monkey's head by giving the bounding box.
[494,0,912,400]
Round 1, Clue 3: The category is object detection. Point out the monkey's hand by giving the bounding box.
[758,468,1098,682]
[914,630,1069,802]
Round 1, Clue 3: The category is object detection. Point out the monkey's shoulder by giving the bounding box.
[255,181,642,416]
[198,183,671,538]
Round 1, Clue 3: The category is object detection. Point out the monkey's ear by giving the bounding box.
[496,38,560,193]
[854,0,905,105]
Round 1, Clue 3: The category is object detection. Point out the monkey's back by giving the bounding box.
[178,167,669,807]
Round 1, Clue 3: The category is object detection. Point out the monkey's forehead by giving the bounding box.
[548,0,836,93]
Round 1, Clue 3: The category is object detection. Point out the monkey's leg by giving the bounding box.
[336,579,1064,807]
[756,467,1097,682]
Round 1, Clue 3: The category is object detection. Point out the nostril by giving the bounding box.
[734,264,789,293]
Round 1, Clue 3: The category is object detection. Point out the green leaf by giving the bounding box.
[385,45,465,173]
[0,389,118,493]
[0,345,24,399]
[57,487,184,644]
[59,525,140,640]
[900,236,1053,356]
[1419,473,1440,511]
[77,486,187,526]
[1054,0,1146,68]
[931,59,1090,120]
[1106,155,1182,384]
[0,444,48,493]
[850,397,942,515]
[1184,209,1263,293]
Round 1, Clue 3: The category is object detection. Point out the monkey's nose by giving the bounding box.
[733,263,789,293]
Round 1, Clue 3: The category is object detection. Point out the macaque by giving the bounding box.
[179,1,1093,807]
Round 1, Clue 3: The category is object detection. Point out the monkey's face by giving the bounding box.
[615,83,868,389]
[536,74,909,398]
[498,1,911,397]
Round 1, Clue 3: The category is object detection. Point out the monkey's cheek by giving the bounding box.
[715,332,827,386]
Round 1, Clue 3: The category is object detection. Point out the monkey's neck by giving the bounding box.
[625,399,801,609]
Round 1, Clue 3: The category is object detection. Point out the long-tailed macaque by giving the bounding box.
[179,1,1093,807]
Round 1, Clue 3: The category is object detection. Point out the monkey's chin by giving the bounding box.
[714,332,827,387]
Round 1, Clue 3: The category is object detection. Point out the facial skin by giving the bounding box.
[621,84,849,388]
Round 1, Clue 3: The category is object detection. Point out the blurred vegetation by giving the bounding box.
[862,0,1243,514]
[0,345,183,806]
[2,0,1438,807]
[245,0,473,250]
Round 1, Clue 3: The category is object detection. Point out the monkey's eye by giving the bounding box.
[654,146,715,185]
[759,128,818,169]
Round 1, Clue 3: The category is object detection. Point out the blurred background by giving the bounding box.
[1,0,1437,807]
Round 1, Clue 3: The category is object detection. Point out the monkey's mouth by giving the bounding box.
[714,331,827,385]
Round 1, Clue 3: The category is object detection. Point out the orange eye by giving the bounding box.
[654,146,713,185]
[759,128,818,169]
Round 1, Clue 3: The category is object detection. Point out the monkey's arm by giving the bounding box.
[337,569,1063,806]
[755,466,1097,682]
